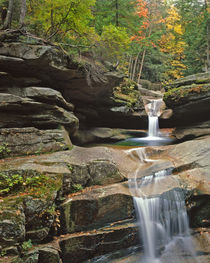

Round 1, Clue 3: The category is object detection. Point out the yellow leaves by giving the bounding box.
[174,24,183,35]
[159,5,187,81]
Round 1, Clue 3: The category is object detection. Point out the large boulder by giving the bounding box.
[0,127,72,158]
[163,72,210,127]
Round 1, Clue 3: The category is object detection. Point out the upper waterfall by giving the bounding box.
[147,99,163,138]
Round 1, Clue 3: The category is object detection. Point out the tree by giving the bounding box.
[2,0,26,29]
[129,0,166,82]
[19,0,26,28]
[27,0,96,42]
[98,24,131,62]
[172,0,208,75]
[2,0,13,29]
[159,5,187,81]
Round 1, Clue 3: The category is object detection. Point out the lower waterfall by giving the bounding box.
[128,149,199,263]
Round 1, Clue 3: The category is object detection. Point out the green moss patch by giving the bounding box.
[0,170,62,200]
[112,78,140,109]
[164,83,210,105]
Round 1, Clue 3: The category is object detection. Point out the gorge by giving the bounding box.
[0,32,209,263]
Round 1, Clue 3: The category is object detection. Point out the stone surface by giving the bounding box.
[0,92,79,133]
[59,223,139,263]
[38,247,62,263]
[173,120,210,140]
[72,127,147,146]
[0,146,126,195]
[163,72,210,127]
[145,136,210,227]
[60,183,133,234]
[0,201,25,249]
[0,127,72,157]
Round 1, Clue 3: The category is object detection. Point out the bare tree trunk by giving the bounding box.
[129,58,134,79]
[132,52,140,80]
[137,24,152,83]
[205,0,210,71]
[128,56,132,78]
[137,49,146,84]
[19,0,26,28]
[3,0,14,29]
[115,0,119,26]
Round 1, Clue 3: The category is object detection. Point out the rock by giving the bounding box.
[166,72,210,89]
[11,250,39,263]
[187,196,210,228]
[0,127,72,157]
[163,73,210,126]
[72,127,147,146]
[191,229,210,263]
[145,136,210,228]
[23,197,55,242]
[88,160,125,186]
[1,87,74,111]
[59,223,139,263]
[0,92,79,133]
[0,146,127,196]
[60,183,133,234]
[173,120,210,140]
[138,85,162,98]
[38,247,62,263]
[0,201,25,249]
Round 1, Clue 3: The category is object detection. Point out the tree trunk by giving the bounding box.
[205,0,210,71]
[19,0,27,28]
[137,49,146,84]
[3,0,14,29]
[132,52,140,81]
[115,0,119,26]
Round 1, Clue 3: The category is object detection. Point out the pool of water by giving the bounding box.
[113,136,175,147]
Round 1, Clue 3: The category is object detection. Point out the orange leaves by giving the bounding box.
[136,0,148,18]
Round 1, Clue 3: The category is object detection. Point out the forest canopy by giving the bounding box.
[0,0,209,83]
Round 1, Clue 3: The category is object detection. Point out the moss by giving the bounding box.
[113,78,140,109]
[164,83,210,104]
[0,170,62,201]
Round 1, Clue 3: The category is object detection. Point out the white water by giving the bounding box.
[127,148,199,263]
[147,99,163,139]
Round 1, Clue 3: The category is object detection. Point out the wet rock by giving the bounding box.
[59,223,139,263]
[187,195,210,228]
[0,127,72,157]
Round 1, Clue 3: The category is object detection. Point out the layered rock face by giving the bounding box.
[163,72,210,127]
[0,32,128,153]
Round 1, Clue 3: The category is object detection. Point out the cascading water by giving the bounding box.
[147,99,163,139]
[128,148,199,263]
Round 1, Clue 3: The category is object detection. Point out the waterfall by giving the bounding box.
[127,148,199,263]
[147,99,163,138]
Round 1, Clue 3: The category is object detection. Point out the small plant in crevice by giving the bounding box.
[71,183,83,193]
[0,172,48,196]
[0,143,11,158]
[21,239,33,251]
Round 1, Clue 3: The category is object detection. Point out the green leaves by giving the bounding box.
[100,25,130,62]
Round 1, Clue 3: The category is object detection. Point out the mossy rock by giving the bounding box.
[164,83,210,107]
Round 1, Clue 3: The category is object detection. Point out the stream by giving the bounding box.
[86,99,199,263]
